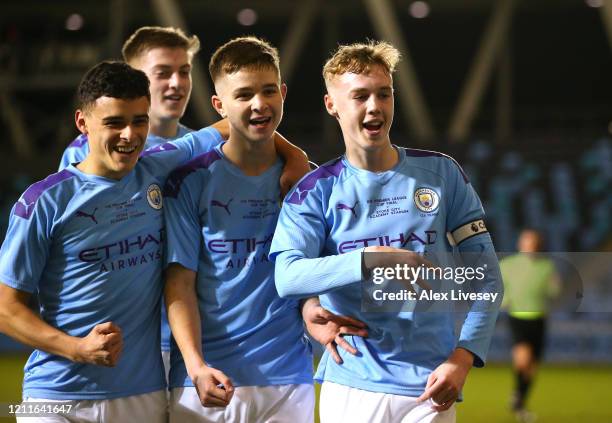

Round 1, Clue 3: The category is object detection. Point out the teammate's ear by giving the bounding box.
[324,94,338,118]
[281,83,287,101]
[75,109,88,134]
[211,95,226,118]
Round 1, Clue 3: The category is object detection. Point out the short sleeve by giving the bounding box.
[0,199,52,293]
[163,167,205,271]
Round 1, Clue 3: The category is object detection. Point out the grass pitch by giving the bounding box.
[456,364,612,422]
[0,355,26,423]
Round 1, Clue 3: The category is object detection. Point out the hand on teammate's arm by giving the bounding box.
[300,297,368,364]
[0,284,122,366]
[164,263,234,407]
[273,132,310,196]
[416,347,474,411]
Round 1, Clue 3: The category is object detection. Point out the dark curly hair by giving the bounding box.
[77,61,150,111]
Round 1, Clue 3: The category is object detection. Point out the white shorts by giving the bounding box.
[319,382,456,423]
[169,384,314,423]
[18,390,167,423]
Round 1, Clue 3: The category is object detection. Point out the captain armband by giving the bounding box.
[446,219,488,246]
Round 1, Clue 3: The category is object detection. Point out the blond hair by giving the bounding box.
[323,40,400,84]
[209,36,280,83]
[122,26,200,63]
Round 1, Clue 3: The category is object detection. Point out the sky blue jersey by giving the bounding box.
[58,123,194,353]
[270,147,502,397]
[59,123,192,170]
[163,144,313,389]
[0,127,222,400]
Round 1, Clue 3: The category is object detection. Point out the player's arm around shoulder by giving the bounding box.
[139,122,226,175]
[0,284,123,367]
[272,131,310,196]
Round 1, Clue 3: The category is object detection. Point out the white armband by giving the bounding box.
[446,219,488,246]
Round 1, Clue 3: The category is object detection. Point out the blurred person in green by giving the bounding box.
[500,229,561,422]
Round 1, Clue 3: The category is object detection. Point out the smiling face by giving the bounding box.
[76,96,150,179]
[131,47,192,126]
[324,64,394,155]
[212,66,286,144]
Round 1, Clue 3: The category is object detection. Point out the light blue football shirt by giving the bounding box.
[0,127,222,399]
[270,146,502,397]
[58,122,193,353]
[163,144,313,389]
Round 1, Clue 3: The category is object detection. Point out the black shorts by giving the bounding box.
[508,316,546,360]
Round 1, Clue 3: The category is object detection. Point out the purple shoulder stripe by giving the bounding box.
[68,134,88,148]
[164,150,222,198]
[404,148,469,183]
[14,169,75,219]
[286,158,345,205]
[140,142,179,158]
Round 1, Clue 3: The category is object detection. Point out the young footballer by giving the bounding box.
[162,36,365,423]
[270,41,503,423]
[57,26,310,379]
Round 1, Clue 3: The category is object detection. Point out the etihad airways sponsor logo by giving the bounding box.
[78,229,164,262]
[338,231,437,253]
[207,233,274,254]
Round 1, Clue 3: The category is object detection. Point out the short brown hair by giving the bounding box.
[121,26,200,63]
[323,40,400,84]
[209,36,280,84]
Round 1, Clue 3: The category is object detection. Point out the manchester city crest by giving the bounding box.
[147,184,163,210]
[413,187,439,213]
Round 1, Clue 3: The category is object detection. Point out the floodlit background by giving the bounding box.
[0,1,611,422]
